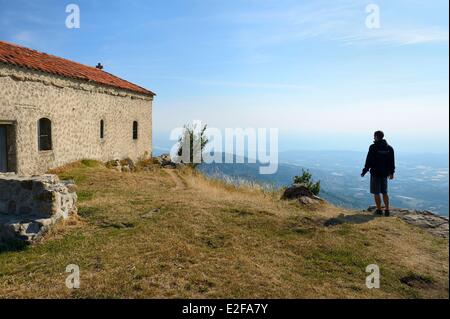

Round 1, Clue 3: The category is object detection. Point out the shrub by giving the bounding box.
[80,159,101,168]
[105,160,116,169]
[176,123,209,168]
[293,169,321,196]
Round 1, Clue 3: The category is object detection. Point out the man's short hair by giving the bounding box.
[374,131,384,139]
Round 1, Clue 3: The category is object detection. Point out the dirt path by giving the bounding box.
[163,169,187,190]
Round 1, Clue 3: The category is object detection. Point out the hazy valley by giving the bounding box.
[198,151,449,216]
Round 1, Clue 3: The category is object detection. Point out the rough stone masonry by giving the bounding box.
[0,41,155,176]
[0,173,77,244]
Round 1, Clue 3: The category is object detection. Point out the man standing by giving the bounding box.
[361,131,395,216]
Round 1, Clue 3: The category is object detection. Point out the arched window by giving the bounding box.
[133,121,138,140]
[100,119,105,139]
[38,118,52,151]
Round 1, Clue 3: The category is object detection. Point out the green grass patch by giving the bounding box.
[58,170,87,184]
[80,159,102,168]
[77,191,94,202]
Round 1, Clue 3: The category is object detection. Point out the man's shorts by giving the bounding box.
[370,175,388,195]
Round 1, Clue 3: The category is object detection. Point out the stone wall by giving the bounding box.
[0,173,77,243]
[0,64,153,175]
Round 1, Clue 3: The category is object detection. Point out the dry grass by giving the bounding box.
[0,161,448,298]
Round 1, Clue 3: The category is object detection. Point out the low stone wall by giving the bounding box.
[0,173,77,244]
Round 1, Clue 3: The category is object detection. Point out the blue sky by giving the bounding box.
[1,0,448,153]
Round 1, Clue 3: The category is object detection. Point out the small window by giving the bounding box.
[100,119,105,139]
[38,118,52,151]
[133,121,138,140]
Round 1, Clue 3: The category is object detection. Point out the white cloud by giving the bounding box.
[337,26,449,46]
[153,76,313,90]
[197,79,313,90]
[227,1,449,47]
[11,31,35,46]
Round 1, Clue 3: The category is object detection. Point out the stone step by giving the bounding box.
[1,173,77,246]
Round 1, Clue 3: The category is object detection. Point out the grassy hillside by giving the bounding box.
[0,161,448,298]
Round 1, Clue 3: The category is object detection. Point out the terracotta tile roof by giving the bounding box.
[0,41,155,96]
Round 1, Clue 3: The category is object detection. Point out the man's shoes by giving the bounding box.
[384,210,390,217]
[375,209,383,215]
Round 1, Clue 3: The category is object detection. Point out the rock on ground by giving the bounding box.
[366,206,449,238]
[105,158,137,173]
[154,153,178,169]
[281,184,323,205]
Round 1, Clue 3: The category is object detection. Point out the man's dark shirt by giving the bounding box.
[362,139,395,177]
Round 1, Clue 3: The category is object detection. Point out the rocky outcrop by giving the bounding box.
[154,154,178,169]
[281,184,323,205]
[366,206,449,238]
[0,173,77,245]
[105,158,137,173]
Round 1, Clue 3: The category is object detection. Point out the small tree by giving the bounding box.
[293,169,321,196]
[176,123,209,168]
